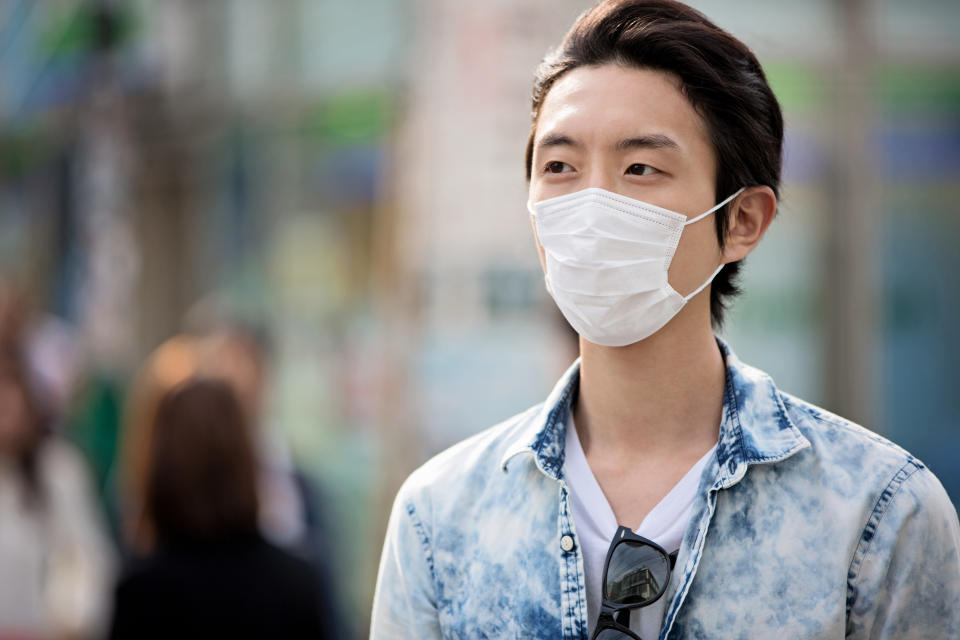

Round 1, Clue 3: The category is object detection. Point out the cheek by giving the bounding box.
[667,220,723,294]
[530,215,547,273]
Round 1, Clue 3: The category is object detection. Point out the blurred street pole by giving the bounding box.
[823,0,881,430]
[76,0,140,370]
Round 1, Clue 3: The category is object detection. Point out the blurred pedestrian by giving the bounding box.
[117,335,201,554]
[0,274,119,545]
[0,275,85,429]
[199,325,346,636]
[0,349,115,640]
[108,378,329,639]
[199,328,308,548]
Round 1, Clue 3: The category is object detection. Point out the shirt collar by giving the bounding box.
[498,336,810,486]
[499,358,579,480]
[711,336,810,487]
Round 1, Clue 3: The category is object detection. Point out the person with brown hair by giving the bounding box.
[370,1,960,638]
[118,335,201,553]
[0,349,115,639]
[108,378,329,639]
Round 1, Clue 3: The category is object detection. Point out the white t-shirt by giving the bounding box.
[564,415,715,639]
[0,439,115,638]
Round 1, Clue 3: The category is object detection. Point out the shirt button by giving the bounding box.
[560,534,575,552]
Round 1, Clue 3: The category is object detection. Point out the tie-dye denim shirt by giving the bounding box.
[371,338,960,639]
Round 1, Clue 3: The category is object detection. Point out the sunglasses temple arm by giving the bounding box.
[669,550,678,570]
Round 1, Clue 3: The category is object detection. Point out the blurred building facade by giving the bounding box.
[1,0,958,636]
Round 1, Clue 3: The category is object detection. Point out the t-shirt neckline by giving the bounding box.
[564,414,716,540]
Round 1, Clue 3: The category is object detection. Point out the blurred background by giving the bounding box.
[0,0,957,637]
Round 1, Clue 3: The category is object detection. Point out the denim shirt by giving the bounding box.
[371,338,960,639]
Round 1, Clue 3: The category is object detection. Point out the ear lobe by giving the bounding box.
[722,185,777,263]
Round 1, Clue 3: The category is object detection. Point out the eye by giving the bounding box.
[626,163,658,176]
[543,161,573,174]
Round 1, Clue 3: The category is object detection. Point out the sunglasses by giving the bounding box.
[591,526,677,640]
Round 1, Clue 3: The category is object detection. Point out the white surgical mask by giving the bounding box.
[528,187,743,347]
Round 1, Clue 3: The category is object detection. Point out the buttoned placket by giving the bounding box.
[659,470,736,638]
[659,406,754,640]
[557,481,589,640]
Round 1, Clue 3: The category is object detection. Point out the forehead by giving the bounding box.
[535,64,712,154]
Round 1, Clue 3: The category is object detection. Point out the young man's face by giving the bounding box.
[528,63,726,301]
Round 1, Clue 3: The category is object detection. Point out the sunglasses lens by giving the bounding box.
[604,540,670,606]
[594,626,640,640]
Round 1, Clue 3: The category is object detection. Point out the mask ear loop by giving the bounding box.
[680,187,745,301]
[683,263,725,302]
[683,187,746,226]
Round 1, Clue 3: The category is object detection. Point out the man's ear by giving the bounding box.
[722,185,777,263]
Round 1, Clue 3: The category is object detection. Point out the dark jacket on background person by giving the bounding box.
[109,530,328,639]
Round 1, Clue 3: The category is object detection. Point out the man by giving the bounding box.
[371,1,960,638]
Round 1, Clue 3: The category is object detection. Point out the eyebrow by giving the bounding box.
[615,134,680,151]
[537,133,581,150]
[536,132,681,152]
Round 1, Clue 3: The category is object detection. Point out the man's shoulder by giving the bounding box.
[780,391,913,465]
[776,390,945,504]
[724,344,923,490]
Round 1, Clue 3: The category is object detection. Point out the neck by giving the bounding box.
[573,306,726,459]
